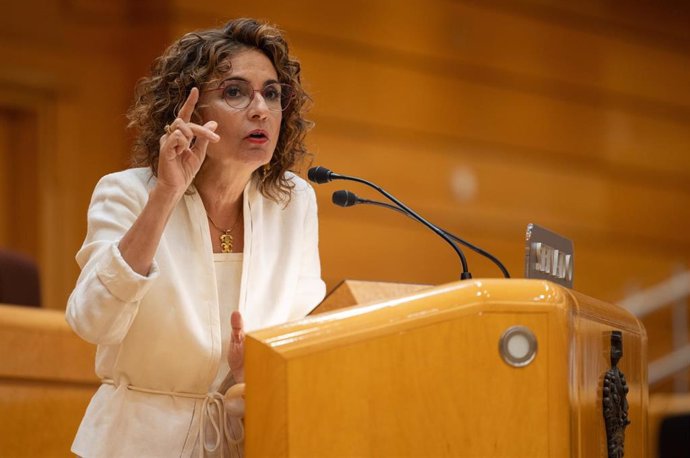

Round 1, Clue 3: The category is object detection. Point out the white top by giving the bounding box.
[66,168,326,457]
[211,252,243,392]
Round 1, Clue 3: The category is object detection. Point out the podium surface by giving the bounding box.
[245,279,646,457]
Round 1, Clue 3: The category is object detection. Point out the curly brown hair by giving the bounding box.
[127,18,313,202]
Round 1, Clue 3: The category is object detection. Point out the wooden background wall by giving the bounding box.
[1,0,689,391]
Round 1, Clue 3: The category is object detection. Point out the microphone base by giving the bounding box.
[460,272,473,280]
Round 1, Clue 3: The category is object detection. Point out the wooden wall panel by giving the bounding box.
[308,129,690,246]
[0,0,163,309]
[5,111,40,266]
[0,114,10,246]
[296,48,690,177]
[0,85,54,305]
[176,0,690,110]
[318,213,689,303]
[309,128,690,305]
[498,0,690,47]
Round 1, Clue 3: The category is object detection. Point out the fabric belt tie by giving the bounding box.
[101,379,243,457]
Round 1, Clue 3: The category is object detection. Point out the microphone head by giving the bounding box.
[307,166,333,184]
[332,190,359,207]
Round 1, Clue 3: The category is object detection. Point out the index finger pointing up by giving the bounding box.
[178,87,199,123]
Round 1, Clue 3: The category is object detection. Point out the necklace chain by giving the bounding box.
[206,209,242,253]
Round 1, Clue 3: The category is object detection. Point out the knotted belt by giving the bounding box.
[101,379,243,457]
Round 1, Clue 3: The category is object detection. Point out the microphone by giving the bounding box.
[332,190,510,278]
[309,166,472,280]
[332,189,359,207]
[307,166,336,184]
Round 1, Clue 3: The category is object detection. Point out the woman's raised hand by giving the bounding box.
[157,88,219,195]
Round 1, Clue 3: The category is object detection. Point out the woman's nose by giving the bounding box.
[247,92,270,118]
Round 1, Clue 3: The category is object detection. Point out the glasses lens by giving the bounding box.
[261,84,285,111]
[278,84,293,112]
[222,81,252,109]
[220,81,293,111]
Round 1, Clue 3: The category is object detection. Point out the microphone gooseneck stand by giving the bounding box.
[308,166,473,280]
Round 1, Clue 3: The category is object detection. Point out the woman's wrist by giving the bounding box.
[150,181,186,206]
[232,368,244,384]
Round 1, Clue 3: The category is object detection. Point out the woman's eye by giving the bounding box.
[224,86,243,98]
[263,87,281,101]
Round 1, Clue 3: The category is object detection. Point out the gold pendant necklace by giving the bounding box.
[207,209,242,253]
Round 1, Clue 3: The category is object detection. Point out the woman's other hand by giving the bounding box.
[157,87,219,195]
[228,310,245,383]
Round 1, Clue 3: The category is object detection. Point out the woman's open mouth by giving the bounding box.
[246,130,268,144]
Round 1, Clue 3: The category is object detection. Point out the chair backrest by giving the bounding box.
[658,414,690,457]
[0,249,41,307]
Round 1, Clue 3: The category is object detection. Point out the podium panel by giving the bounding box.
[245,279,646,457]
[0,304,98,456]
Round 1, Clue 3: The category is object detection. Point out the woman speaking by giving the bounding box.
[66,18,326,457]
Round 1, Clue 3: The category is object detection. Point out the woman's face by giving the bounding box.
[198,49,282,173]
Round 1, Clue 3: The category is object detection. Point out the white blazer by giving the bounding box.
[66,168,326,457]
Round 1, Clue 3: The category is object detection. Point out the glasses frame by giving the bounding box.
[205,79,294,112]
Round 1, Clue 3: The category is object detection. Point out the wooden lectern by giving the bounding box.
[245,279,647,457]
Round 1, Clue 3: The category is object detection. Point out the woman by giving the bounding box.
[66,18,326,457]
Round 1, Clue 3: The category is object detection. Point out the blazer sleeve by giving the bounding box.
[65,172,160,345]
[289,184,327,320]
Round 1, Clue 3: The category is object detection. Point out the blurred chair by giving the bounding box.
[650,393,690,458]
[658,413,690,458]
[0,249,41,307]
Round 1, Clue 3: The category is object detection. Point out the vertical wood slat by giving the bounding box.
[0,114,10,245]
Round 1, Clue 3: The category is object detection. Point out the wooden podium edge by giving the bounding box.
[309,279,431,315]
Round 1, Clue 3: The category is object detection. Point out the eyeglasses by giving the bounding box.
[207,79,293,112]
